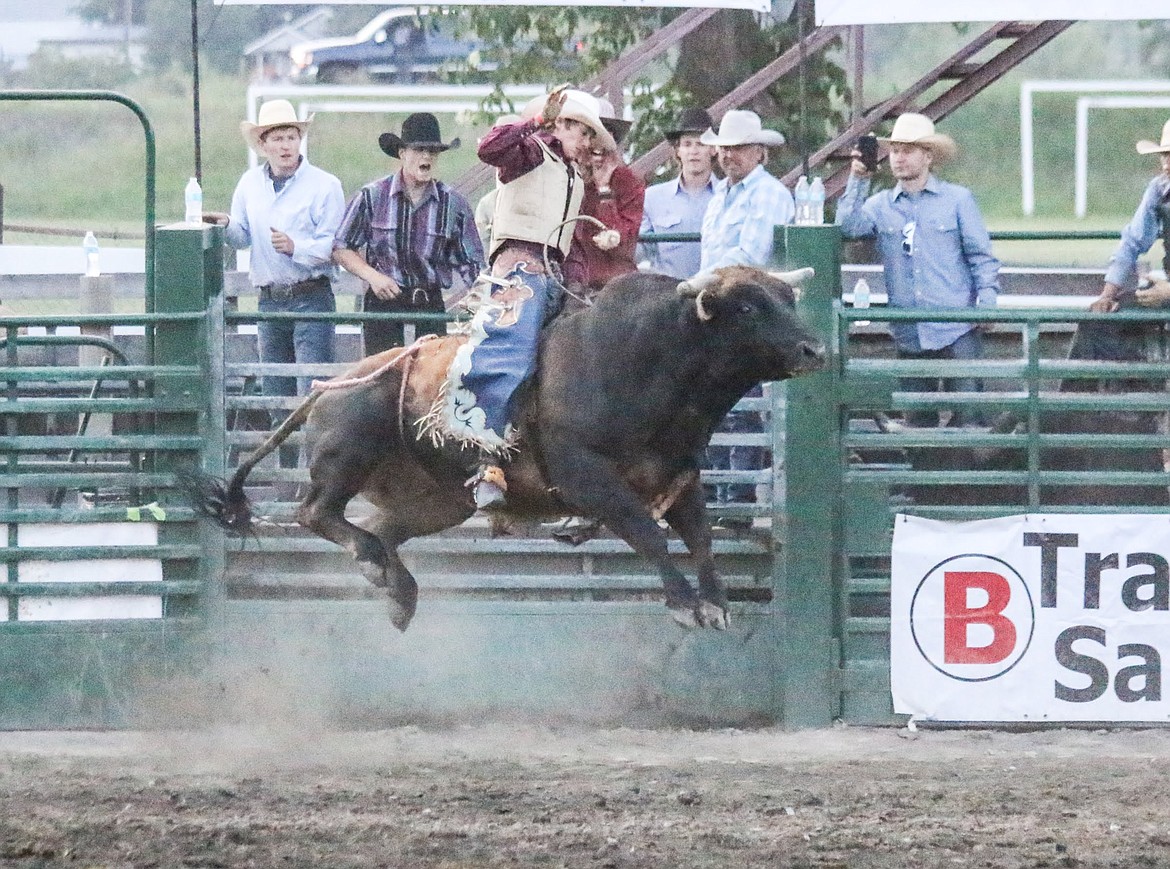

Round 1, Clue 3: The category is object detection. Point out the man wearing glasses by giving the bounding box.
[836,112,1000,427]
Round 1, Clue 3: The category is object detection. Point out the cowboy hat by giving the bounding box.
[597,98,632,147]
[699,110,786,148]
[878,112,957,161]
[240,99,311,153]
[1136,119,1170,155]
[665,107,714,143]
[378,112,461,158]
[522,88,617,153]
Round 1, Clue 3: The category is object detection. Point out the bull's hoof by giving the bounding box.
[669,604,701,629]
[668,600,730,630]
[697,601,730,630]
[386,595,415,632]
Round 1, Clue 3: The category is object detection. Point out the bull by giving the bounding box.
[191,265,825,632]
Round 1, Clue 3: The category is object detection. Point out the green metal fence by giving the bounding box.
[0,233,214,728]
[828,299,1170,724]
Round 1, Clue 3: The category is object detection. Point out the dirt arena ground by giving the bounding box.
[1,724,1168,868]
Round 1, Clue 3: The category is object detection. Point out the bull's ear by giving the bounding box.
[767,267,815,287]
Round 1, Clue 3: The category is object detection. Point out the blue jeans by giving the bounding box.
[897,328,983,428]
[704,385,766,505]
[258,285,336,397]
[258,285,336,468]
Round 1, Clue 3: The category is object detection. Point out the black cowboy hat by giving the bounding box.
[665,107,714,144]
[378,112,461,158]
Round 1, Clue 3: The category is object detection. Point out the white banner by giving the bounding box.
[891,514,1170,723]
[816,0,1169,24]
[217,0,771,11]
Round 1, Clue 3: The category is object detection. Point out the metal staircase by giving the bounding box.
[783,20,1076,196]
[455,18,1074,200]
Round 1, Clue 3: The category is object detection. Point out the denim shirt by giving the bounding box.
[638,175,714,279]
[1105,174,1170,287]
[700,165,795,272]
[837,173,1000,352]
[224,157,345,288]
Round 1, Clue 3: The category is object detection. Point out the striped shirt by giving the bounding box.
[699,164,795,272]
[333,171,485,297]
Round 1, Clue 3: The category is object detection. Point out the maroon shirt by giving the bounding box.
[566,163,645,291]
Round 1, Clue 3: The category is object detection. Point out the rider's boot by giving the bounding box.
[467,462,508,510]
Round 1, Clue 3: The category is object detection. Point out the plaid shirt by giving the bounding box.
[699,165,795,272]
[334,171,485,298]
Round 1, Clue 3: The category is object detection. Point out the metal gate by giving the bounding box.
[822,263,1170,724]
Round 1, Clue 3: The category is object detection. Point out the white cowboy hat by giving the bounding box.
[521,88,617,153]
[699,110,786,148]
[878,112,957,161]
[240,99,311,153]
[1136,119,1170,155]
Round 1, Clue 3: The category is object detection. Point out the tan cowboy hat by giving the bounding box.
[1136,119,1170,155]
[240,99,311,153]
[700,110,786,148]
[522,88,617,152]
[878,112,957,161]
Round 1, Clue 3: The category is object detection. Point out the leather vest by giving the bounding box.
[490,136,583,260]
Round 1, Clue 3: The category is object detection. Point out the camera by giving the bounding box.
[857,134,879,172]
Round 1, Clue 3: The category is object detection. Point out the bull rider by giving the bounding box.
[430,88,614,509]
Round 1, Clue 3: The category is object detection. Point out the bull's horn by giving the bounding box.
[768,267,815,286]
[676,271,721,298]
[695,288,714,322]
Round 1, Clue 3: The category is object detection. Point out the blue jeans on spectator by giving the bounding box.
[258,283,336,467]
[897,327,983,428]
[704,385,766,505]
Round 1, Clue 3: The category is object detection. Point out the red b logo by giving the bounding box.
[910,555,1035,682]
[943,571,1017,664]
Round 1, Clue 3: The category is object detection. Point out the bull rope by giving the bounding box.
[542,214,611,309]
[309,333,439,393]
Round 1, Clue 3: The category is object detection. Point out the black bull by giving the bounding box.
[191,266,826,632]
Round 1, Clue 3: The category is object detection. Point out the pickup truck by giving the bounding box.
[289,8,491,83]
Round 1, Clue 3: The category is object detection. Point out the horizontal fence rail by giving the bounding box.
[831,300,1170,723]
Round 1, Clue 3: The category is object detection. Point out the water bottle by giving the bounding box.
[184,176,203,224]
[82,231,100,277]
[809,176,826,225]
[852,276,871,327]
[794,175,810,225]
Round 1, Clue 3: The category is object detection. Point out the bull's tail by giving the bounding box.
[184,389,324,534]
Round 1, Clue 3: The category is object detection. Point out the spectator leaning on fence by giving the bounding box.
[836,112,1000,428]
[637,107,718,279]
[204,99,345,402]
[333,112,485,356]
[1090,118,1170,313]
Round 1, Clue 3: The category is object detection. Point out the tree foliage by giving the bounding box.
[457,3,847,172]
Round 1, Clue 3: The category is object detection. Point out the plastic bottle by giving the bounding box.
[852,276,871,327]
[809,176,826,225]
[184,176,203,224]
[794,175,810,225]
[82,231,100,277]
